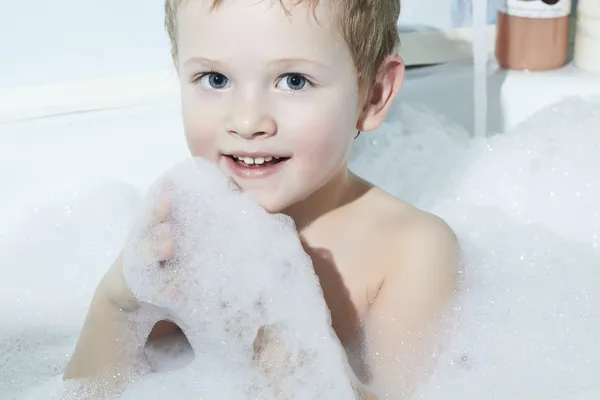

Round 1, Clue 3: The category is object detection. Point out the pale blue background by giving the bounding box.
[452,0,499,27]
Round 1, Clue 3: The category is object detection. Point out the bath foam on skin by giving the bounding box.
[8,95,600,400]
[351,96,600,399]
[117,158,356,400]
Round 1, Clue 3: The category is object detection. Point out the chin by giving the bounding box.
[242,189,290,214]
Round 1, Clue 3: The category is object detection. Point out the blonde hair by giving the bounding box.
[165,0,400,97]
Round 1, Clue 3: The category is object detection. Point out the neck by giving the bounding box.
[283,168,354,232]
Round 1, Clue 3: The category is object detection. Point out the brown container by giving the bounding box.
[495,8,571,71]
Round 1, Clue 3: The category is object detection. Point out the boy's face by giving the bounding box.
[175,0,361,213]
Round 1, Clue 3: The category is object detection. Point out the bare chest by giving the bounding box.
[303,241,385,348]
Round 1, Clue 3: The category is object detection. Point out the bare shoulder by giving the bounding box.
[349,186,459,398]
[361,184,456,237]
[360,185,459,279]
[357,185,460,328]
[395,203,459,262]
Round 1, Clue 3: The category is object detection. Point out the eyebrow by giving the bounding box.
[184,57,224,67]
[269,58,328,69]
[184,56,328,70]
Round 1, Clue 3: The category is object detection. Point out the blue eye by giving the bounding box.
[278,74,309,91]
[198,72,229,89]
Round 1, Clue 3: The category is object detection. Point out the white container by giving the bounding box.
[574,0,600,73]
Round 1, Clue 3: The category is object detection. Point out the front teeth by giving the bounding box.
[233,155,277,165]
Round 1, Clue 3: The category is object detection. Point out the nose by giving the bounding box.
[226,98,277,139]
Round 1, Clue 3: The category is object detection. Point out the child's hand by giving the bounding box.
[252,324,298,399]
[253,325,289,377]
[253,324,368,399]
[63,193,178,382]
[98,197,175,313]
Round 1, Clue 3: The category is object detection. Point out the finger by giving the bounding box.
[152,198,171,224]
[157,239,176,265]
[147,177,175,225]
[137,223,172,264]
[253,326,268,359]
[151,223,176,263]
[253,325,282,360]
[140,197,171,230]
[151,222,171,243]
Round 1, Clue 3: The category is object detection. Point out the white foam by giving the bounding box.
[453,97,600,247]
[350,101,472,210]
[1,180,142,399]
[351,97,600,399]
[117,158,355,399]
[415,204,600,399]
[3,96,600,400]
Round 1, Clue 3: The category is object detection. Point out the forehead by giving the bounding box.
[176,0,348,63]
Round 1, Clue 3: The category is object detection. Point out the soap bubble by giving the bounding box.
[118,158,356,400]
[7,95,600,400]
[351,97,600,399]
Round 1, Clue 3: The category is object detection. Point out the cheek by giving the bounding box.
[181,99,218,159]
[290,106,355,172]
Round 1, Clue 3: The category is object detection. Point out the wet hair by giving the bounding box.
[165,0,401,101]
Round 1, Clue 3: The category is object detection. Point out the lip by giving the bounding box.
[222,151,292,158]
[222,154,289,180]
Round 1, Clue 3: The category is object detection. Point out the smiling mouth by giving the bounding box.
[225,154,290,167]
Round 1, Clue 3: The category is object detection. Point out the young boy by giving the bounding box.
[63,0,459,398]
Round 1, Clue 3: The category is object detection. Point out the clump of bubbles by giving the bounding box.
[118,158,356,400]
[352,96,600,399]
[8,92,600,400]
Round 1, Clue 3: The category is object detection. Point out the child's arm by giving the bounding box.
[63,254,142,380]
[362,216,459,398]
[64,256,180,381]
[63,286,136,379]
[64,198,176,381]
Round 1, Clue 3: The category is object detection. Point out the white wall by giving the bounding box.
[0,0,497,107]
[0,0,172,91]
[401,0,451,30]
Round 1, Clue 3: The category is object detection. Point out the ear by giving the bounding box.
[357,54,404,132]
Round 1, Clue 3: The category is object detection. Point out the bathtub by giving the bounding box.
[1,61,600,399]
